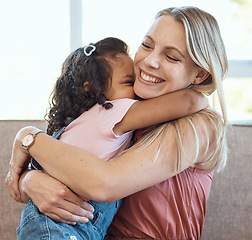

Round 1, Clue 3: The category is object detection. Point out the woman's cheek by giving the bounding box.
[134,81,147,99]
[133,81,156,100]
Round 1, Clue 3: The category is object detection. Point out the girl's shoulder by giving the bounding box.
[107,98,138,106]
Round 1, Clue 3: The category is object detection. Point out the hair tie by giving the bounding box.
[83,44,96,56]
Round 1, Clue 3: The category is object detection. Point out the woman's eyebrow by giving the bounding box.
[145,35,185,58]
[144,35,154,42]
[164,46,185,58]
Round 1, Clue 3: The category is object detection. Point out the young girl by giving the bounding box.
[13,37,207,239]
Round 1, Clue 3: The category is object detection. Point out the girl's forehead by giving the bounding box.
[111,54,134,69]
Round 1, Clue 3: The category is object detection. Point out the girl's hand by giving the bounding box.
[21,170,94,225]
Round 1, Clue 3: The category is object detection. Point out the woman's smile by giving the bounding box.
[133,15,202,99]
[140,70,164,83]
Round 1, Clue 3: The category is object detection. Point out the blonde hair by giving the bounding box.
[157,7,228,121]
[127,6,228,172]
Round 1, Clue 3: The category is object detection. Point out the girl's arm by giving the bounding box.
[8,111,214,203]
[113,88,207,135]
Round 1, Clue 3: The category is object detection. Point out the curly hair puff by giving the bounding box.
[46,37,129,135]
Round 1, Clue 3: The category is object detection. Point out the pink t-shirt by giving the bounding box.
[108,167,213,240]
[60,98,137,161]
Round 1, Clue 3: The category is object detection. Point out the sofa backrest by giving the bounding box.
[0,120,252,240]
[0,120,46,240]
[201,121,252,240]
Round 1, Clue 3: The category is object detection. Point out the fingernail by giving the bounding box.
[88,212,94,219]
[83,217,89,223]
[90,206,94,212]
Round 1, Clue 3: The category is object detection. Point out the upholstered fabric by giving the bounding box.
[0,120,252,240]
[201,122,252,240]
[0,120,46,240]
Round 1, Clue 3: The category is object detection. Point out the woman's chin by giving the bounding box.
[134,89,156,100]
[134,83,154,100]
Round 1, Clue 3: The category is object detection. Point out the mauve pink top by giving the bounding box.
[108,167,213,240]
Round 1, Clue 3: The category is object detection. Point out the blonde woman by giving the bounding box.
[6,6,228,240]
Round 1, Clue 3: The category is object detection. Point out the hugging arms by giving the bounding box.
[6,6,228,240]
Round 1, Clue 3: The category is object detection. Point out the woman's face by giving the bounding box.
[134,15,201,99]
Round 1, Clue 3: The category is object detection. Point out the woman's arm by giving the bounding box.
[6,168,95,224]
[9,111,214,203]
[114,88,207,135]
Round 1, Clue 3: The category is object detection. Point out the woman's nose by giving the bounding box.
[143,51,160,69]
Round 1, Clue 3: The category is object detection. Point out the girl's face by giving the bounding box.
[105,54,136,100]
[134,15,202,99]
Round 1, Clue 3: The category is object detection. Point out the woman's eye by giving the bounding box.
[142,42,151,49]
[166,55,179,62]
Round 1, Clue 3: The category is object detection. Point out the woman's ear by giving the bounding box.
[192,68,210,85]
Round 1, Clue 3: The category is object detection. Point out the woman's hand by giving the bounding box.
[20,170,94,225]
[5,127,37,201]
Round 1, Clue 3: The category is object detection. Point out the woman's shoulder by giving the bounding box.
[162,108,228,172]
[173,108,226,141]
[189,108,227,172]
[177,108,224,127]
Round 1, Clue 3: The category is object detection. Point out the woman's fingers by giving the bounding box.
[80,201,95,214]
[38,194,93,224]
[44,212,78,225]
[39,205,90,224]
[57,186,94,214]
[5,170,23,203]
[6,128,34,202]
[54,187,95,220]
[24,171,94,223]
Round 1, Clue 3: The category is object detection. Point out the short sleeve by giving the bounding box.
[99,98,138,138]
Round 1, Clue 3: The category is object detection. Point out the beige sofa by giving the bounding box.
[1,120,252,240]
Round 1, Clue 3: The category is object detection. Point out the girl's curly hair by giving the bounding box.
[46,37,129,135]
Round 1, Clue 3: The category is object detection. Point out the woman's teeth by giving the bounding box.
[141,71,162,83]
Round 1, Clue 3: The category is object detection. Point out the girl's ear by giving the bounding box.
[83,82,89,91]
[192,68,210,85]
